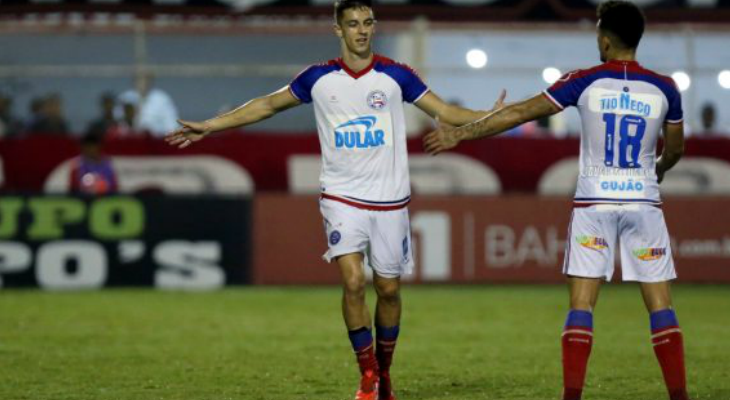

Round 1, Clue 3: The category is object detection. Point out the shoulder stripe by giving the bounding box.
[373,55,429,104]
[542,90,565,110]
[289,60,341,104]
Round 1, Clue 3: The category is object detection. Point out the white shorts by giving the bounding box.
[319,198,414,278]
[563,204,676,283]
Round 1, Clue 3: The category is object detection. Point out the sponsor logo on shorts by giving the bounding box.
[576,235,608,251]
[330,230,342,245]
[367,90,388,110]
[402,236,409,261]
[633,247,666,261]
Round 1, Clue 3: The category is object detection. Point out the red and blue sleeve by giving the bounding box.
[544,70,589,110]
[289,64,338,104]
[375,61,429,103]
[664,83,683,124]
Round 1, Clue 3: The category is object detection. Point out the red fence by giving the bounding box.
[3,134,730,193]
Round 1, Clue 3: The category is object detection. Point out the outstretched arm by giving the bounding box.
[415,90,506,127]
[656,122,684,184]
[423,93,560,155]
[165,86,301,149]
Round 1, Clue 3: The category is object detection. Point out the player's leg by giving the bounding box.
[373,273,401,400]
[320,199,379,399]
[369,207,413,400]
[561,206,618,400]
[563,277,601,400]
[340,252,373,330]
[641,282,688,400]
[620,205,689,400]
[338,253,380,400]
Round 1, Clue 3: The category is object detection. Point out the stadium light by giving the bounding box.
[466,49,488,69]
[542,67,562,84]
[672,71,691,92]
[719,70,730,89]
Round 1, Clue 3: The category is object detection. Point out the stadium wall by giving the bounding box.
[253,195,730,285]
[2,193,728,289]
[1,136,730,288]
[3,135,730,194]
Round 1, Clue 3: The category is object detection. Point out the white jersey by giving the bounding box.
[289,55,429,211]
[544,60,683,206]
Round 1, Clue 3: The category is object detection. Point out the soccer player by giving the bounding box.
[165,1,504,399]
[423,2,689,400]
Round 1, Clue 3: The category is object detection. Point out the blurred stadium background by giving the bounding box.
[1,1,729,399]
[1,0,729,288]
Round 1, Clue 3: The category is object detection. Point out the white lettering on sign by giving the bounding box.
[154,241,225,290]
[411,212,451,281]
[485,225,563,267]
[36,241,108,290]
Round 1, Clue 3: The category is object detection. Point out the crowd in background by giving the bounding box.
[0,87,728,140]
[0,74,179,141]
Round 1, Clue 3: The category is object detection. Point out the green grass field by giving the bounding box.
[1,285,729,400]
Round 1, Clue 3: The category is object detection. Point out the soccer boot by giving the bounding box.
[355,369,379,400]
[378,371,396,400]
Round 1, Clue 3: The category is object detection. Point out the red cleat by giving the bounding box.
[355,370,379,400]
[378,371,396,400]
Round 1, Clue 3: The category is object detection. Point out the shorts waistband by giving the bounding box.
[321,193,410,211]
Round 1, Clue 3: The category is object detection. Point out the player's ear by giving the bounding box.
[334,22,343,39]
[600,34,611,54]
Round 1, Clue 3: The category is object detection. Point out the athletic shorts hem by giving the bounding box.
[621,274,677,283]
[322,247,365,264]
[372,269,403,279]
[563,272,611,281]
[371,260,413,277]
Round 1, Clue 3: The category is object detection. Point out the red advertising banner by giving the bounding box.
[253,195,730,284]
[3,135,730,194]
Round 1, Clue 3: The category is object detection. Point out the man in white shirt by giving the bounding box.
[166,1,503,399]
[119,73,179,137]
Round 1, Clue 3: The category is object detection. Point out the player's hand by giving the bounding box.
[165,120,212,149]
[423,121,461,156]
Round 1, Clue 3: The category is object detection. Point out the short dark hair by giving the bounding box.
[597,1,645,49]
[334,0,372,24]
[80,130,104,145]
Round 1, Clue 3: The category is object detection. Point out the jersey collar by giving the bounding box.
[336,55,379,79]
[606,59,640,67]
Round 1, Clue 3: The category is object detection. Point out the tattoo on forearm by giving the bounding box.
[464,113,499,141]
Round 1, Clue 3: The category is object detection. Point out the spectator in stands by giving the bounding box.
[108,91,142,138]
[696,102,718,137]
[85,92,118,139]
[24,97,45,133]
[118,72,179,137]
[28,93,70,135]
[69,131,118,195]
[0,93,22,139]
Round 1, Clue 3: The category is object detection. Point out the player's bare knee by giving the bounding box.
[374,275,400,301]
[375,283,400,304]
[343,275,367,298]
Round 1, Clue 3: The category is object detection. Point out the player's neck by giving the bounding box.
[340,50,374,73]
[606,50,636,63]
